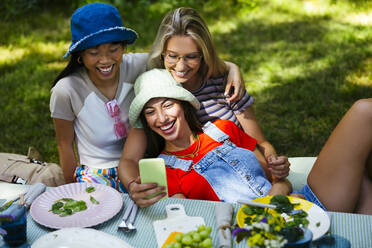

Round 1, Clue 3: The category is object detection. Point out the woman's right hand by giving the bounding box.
[128,176,167,208]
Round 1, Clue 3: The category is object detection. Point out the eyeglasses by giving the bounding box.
[106,99,127,139]
[163,51,202,65]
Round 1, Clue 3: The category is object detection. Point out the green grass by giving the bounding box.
[0,0,371,163]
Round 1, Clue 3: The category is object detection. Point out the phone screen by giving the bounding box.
[139,158,168,200]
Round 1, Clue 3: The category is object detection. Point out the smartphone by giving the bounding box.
[139,158,168,200]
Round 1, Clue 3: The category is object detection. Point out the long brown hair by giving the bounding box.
[140,100,203,157]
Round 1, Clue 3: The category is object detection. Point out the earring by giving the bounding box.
[77,56,82,64]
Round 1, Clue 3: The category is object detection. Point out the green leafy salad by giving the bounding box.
[49,186,99,217]
[233,195,310,248]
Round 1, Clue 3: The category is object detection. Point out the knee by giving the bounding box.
[350,99,372,122]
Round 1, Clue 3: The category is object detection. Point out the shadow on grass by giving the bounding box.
[0,50,61,162]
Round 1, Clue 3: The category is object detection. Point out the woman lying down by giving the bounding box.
[123,69,372,215]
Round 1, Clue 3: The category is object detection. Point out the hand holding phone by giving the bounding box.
[139,158,168,200]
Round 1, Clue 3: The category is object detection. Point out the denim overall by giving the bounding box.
[158,122,272,203]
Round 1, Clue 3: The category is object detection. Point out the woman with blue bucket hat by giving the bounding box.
[50,2,146,192]
[50,3,244,192]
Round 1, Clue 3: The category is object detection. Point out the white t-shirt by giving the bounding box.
[50,53,148,169]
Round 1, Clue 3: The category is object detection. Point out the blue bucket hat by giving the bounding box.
[63,2,138,58]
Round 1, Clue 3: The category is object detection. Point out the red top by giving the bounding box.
[163,120,257,201]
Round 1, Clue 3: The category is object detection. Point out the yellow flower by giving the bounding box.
[274,225,281,232]
[248,233,266,247]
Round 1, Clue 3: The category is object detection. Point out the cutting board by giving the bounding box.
[153,204,205,248]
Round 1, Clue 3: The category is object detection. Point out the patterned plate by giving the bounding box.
[30,182,123,229]
[236,196,330,241]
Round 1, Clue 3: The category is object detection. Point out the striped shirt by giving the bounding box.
[191,77,254,127]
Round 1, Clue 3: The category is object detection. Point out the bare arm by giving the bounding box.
[267,179,292,196]
[253,147,272,181]
[236,106,276,158]
[253,146,292,196]
[118,127,165,208]
[224,61,245,102]
[236,106,290,179]
[118,128,146,189]
[53,118,77,183]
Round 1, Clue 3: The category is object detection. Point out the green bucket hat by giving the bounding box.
[129,69,200,128]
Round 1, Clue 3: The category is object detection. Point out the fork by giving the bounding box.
[118,199,135,230]
[126,203,138,232]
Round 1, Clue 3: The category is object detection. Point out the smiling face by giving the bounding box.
[143,97,194,150]
[164,35,202,91]
[81,42,124,86]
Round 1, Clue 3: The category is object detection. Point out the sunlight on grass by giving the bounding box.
[345,11,372,26]
[0,47,26,64]
[47,61,67,71]
[31,41,67,57]
[347,57,372,86]
[303,0,325,14]
[0,41,66,66]
[209,19,238,34]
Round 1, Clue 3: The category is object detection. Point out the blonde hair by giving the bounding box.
[147,7,227,80]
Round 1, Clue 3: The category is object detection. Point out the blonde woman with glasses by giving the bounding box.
[119,7,290,204]
[51,3,244,192]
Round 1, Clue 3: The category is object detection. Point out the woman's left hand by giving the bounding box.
[225,61,245,102]
[267,155,290,180]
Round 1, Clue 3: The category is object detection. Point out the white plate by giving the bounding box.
[236,196,330,240]
[30,183,123,229]
[31,227,133,248]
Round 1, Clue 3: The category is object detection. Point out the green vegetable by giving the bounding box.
[234,195,310,247]
[49,198,87,217]
[242,205,264,215]
[86,186,95,193]
[50,201,64,214]
[287,210,309,227]
[280,226,304,242]
[270,194,299,213]
[60,198,74,202]
[90,196,99,204]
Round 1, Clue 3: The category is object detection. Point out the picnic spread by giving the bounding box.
[1,180,371,247]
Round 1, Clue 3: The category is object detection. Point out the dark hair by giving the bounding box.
[52,52,83,87]
[140,100,203,157]
[52,42,127,87]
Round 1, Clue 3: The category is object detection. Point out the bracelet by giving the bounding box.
[127,179,136,192]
